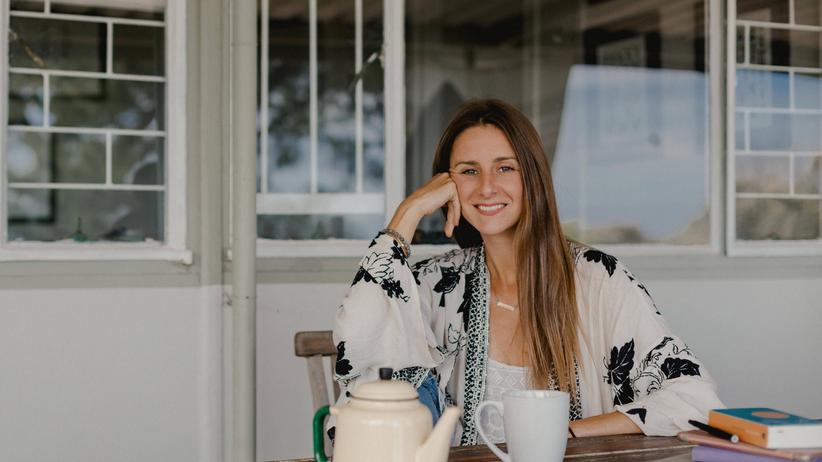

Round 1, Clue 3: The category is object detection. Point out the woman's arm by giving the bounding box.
[569,412,641,438]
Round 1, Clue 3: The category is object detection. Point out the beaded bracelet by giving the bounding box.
[380,228,411,258]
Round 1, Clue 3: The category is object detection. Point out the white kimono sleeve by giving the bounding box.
[591,256,724,436]
[332,233,444,392]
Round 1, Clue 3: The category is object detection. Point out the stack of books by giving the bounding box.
[679,408,822,462]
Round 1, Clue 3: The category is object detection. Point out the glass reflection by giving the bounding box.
[9,17,105,71]
[7,73,43,126]
[735,156,790,193]
[257,214,384,240]
[8,189,164,242]
[736,198,820,240]
[114,25,165,76]
[406,0,710,245]
[50,77,164,130]
[7,131,106,183]
[112,136,164,185]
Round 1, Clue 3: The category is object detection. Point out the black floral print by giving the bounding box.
[661,357,701,379]
[390,241,407,266]
[624,269,660,315]
[457,273,474,330]
[433,266,460,307]
[335,341,353,376]
[352,252,410,302]
[604,339,635,405]
[584,249,618,277]
[626,407,647,424]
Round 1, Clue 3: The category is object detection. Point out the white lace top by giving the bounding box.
[478,358,528,444]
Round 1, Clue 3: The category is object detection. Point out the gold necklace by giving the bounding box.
[495,298,517,311]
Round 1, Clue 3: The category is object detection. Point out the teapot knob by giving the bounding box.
[379,367,393,380]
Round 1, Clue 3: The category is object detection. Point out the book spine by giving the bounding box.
[710,411,770,448]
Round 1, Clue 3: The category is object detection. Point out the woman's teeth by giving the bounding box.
[477,204,505,212]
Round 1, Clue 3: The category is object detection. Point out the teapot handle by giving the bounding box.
[313,405,331,462]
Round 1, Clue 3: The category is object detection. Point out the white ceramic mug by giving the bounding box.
[475,390,570,462]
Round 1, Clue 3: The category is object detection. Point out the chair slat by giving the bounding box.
[306,355,330,410]
[330,354,340,401]
[294,331,336,357]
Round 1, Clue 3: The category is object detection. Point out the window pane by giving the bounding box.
[794,73,822,109]
[736,198,820,240]
[735,111,747,150]
[406,0,711,245]
[113,25,165,76]
[259,0,385,240]
[736,70,789,108]
[749,28,820,68]
[794,156,821,194]
[738,0,789,23]
[10,1,44,12]
[264,2,311,193]
[749,113,822,151]
[7,73,43,126]
[8,189,164,242]
[9,17,105,71]
[49,2,164,21]
[7,131,106,183]
[257,214,383,240]
[316,4,356,193]
[735,155,790,193]
[794,0,821,26]
[112,135,164,185]
[50,77,165,130]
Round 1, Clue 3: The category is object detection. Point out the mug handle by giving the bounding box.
[312,405,331,462]
[475,400,511,462]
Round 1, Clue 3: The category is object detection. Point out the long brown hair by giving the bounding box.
[432,99,579,393]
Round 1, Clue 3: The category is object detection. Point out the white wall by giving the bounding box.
[0,286,224,462]
[258,275,822,461]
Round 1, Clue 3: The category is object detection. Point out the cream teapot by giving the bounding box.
[312,367,461,462]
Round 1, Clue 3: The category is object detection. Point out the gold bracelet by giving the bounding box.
[380,228,411,258]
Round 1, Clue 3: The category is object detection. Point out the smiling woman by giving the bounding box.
[329,99,724,446]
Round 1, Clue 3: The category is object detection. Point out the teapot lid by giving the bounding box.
[351,367,419,401]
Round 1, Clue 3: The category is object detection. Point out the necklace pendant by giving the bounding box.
[495,298,517,311]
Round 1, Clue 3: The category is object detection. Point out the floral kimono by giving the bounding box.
[330,232,723,445]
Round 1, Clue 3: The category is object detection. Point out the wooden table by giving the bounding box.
[274,434,694,461]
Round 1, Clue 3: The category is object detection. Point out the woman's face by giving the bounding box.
[449,124,524,240]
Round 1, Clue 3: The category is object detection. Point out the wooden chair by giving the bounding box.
[294,330,341,431]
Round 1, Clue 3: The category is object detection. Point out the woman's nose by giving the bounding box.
[479,172,497,196]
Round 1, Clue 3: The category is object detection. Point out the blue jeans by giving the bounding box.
[418,372,441,425]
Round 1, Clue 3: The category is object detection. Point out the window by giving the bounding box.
[1,0,188,261]
[256,0,819,257]
[728,0,822,254]
[405,0,716,249]
[256,0,387,245]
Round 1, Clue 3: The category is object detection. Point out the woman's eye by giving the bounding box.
[461,168,479,175]
[498,165,515,173]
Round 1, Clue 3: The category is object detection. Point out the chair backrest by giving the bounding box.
[294,330,341,411]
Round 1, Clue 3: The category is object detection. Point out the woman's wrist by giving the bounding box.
[386,202,423,244]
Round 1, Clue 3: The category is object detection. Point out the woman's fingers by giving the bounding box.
[444,181,461,238]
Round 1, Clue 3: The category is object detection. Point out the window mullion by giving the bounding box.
[355,0,363,194]
[259,0,269,194]
[383,0,405,222]
[309,0,318,194]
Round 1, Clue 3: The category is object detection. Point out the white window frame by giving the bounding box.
[256,0,725,258]
[0,0,190,263]
[725,0,822,257]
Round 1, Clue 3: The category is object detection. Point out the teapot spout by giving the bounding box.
[416,406,461,462]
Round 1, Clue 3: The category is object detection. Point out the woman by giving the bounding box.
[331,99,722,445]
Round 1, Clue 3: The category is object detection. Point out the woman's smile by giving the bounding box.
[475,203,508,215]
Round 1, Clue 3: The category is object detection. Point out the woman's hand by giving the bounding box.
[387,173,461,242]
